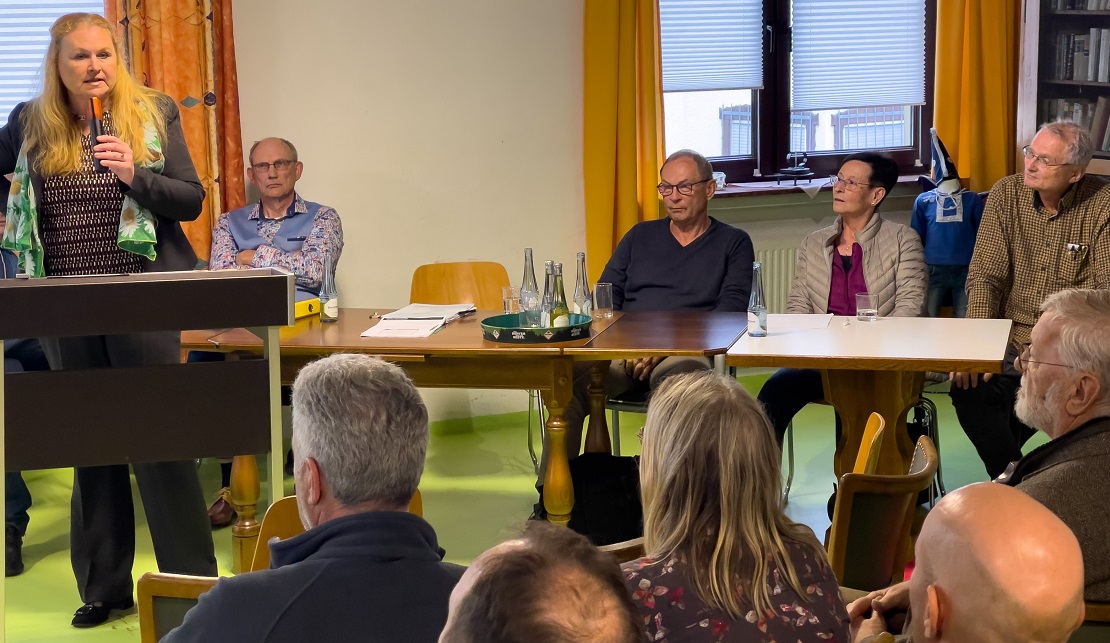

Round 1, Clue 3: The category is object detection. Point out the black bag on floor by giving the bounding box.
[567,453,643,546]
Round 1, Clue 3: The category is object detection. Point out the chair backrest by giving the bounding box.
[598,536,646,564]
[828,435,938,591]
[137,572,219,642]
[409,261,510,310]
[1071,602,1110,642]
[852,412,887,475]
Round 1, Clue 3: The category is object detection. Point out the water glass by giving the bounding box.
[594,282,614,319]
[856,292,878,321]
[502,285,520,315]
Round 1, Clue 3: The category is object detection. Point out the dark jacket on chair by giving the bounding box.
[163,511,466,643]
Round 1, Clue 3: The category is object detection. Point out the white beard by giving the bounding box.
[1015,376,1065,432]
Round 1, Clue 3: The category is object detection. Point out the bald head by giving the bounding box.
[909,483,1085,643]
[439,524,642,643]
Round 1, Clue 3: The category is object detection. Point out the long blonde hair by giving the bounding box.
[639,371,828,618]
[20,13,166,175]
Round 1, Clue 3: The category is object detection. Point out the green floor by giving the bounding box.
[3,374,1047,640]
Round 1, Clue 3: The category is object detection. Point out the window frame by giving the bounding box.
[673,0,937,183]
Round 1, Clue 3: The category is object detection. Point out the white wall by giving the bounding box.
[233,0,585,419]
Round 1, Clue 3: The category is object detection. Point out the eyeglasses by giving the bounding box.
[250,159,297,173]
[1021,146,1071,168]
[657,178,712,196]
[1014,346,1073,373]
[828,175,872,192]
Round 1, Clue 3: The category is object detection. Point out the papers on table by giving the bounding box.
[767,313,833,331]
[362,302,477,338]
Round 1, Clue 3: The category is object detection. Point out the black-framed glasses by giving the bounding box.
[657,178,712,196]
[1014,346,1073,373]
[251,159,297,173]
[828,174,872,192]
[1021,145,1071,168]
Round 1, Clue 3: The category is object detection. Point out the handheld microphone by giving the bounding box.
[90,97,107,173]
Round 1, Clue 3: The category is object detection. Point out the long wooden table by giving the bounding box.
[183,308,747,565]
[726,315,1012,476]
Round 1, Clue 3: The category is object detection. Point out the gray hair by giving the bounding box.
[291,354,428,507]
[248,137,299,165]
[1039,121,1094,166]
[663,149,713,180]
[1041,289,1110,407]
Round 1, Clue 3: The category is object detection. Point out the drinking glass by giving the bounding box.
[856,293,878,321]
[502,285,520,315]
[594,282,614,319]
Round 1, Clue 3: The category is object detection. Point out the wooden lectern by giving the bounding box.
[0,268,292,641]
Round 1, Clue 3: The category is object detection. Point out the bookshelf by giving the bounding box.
[1019,0,1110,174]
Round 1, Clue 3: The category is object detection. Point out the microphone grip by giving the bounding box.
[90,97,108,173]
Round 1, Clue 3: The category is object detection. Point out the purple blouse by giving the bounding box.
[827,243,868,315]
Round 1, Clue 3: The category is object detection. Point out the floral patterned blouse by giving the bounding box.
[621,542,850,642]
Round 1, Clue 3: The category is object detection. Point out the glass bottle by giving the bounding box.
[539,261,554,327]
[572,251,592,316]
[520,248,541,327]
[319,249,339,323]
[550,262,571,327]
[748,260,767,337]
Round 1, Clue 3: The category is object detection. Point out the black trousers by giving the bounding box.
[949,346,1036,479]
[41,332,217,603]
[757,368,833,445]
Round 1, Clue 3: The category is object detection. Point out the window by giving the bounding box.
[660,0,936,181]
[0,1,107,127]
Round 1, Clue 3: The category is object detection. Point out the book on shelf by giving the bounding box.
[1053,0,1110,10]
[1042,95,1110,152]
[1052,29,1110,82]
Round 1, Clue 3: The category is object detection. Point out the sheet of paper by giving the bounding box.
[361,318,444,338]
[382,303,476,321]
[766,313,833,331]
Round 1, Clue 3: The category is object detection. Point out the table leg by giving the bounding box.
[583,361,612,454]
[542,359,575,525]
[822,369,923,477]
[229,454,261,573]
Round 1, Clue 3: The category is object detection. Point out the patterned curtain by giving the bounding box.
[106,0,245,262]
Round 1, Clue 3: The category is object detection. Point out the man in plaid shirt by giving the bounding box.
[950,120,1110,479]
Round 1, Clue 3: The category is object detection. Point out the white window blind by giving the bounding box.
[0,1,106,127]
[660,0,764,92]
[791,0,925,112]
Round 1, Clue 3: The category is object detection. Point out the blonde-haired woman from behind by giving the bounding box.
[623,371,849,641]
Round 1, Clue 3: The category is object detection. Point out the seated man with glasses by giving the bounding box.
[200,137,345,527]
[535,149,754,518]
[951,120,1110,480]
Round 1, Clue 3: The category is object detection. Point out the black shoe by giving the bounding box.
[529,486,547,521]
[5,525,23,577]
[71,598,134,628]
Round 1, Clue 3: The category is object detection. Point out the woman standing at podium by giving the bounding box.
[0,13,217,628]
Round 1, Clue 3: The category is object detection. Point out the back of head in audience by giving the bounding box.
[639,370,826,617]
[439,522,641,643]
[291,353,428,528]
[909,482,1085,643]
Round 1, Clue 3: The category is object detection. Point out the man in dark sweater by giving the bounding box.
[537,150,753,505]
[164,355,464,643]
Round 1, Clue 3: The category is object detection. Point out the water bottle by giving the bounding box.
[520,248,540,327]
[572,251,592,316]
[319,249,339,323]
[748,260,767,337]
[539,261,554,327]
[551,262,571,327]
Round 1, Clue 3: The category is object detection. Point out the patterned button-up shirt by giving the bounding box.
[966,173,1110,348]
[209,193,343,292]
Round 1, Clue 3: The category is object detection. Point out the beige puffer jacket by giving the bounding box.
[785,213,927,317]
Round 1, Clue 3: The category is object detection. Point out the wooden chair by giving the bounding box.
[827,435,939,591]
[137,572,218,642]
[409,261,509,310]
[853,412,887,475]
[1071,602,1110,642]
[599,536,646,564]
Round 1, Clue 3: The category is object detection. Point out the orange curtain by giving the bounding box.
[106,0,245,262]
[933,0,1020,192]
[582,0,665,282]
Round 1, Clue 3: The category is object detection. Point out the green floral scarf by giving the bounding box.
[2,116,163,276]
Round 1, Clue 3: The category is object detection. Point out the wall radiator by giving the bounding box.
[754,247,799,314]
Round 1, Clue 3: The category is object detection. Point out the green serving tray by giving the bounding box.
[481,313,593,343]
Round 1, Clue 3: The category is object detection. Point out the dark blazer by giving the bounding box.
[0,96,204,273]
[163,511,466,643]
